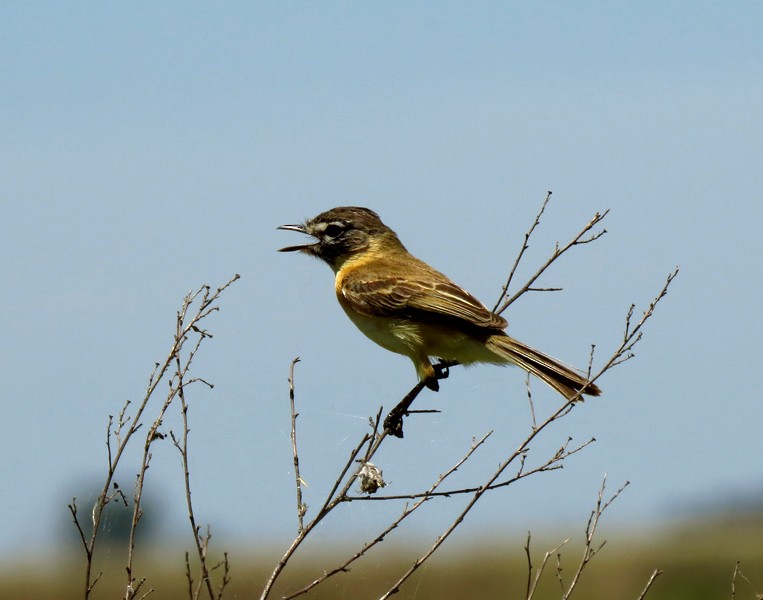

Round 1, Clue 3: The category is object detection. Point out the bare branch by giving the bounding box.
[492,190,554,312]
[184,552,194,600]
[732,561,763,600]
[525,533,570,600]
[524,532,533,600]
[561,476,630,599]
[347,437,595,502]
[72,274,239,600]
[213,553,232,600]
[377,434,584,597]
[68,499,90,555]
[284,431,494,599]
[262,201,678,599]
[636,568,664,600]
[363,407,384,462]
[593,268,679,381]
[494,205,609,315]
[368,259,673,598]
[258,421,373,600]
[288,357,307,532]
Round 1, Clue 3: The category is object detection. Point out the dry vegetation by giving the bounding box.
[22,194,755,600]
[4,519,762,600]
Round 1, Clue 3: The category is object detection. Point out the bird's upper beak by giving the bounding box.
[277,223,316,252]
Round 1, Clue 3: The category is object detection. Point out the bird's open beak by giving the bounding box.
[277,223,315,252]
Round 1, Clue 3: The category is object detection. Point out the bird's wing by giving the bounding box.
[340,274,507,330]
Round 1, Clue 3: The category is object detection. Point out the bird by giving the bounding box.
[278,206,601,400]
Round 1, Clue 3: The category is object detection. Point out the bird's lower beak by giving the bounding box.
[277,223,315,252]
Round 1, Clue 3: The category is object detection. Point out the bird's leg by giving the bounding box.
[422,359,459,392]
[432,359,457,383]
[384,360,460,438]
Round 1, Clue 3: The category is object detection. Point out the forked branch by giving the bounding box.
[267,196,678,600]
[70,275,239,600]
[493,192,608,315]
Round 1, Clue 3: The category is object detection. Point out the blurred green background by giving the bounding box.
[5,508,761,599]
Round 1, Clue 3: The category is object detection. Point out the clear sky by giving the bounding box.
[2,2,762,562]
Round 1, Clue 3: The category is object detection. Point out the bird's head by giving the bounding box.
[278,206,401,270]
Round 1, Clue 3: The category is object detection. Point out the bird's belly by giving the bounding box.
[341,307,501,365]
[342,309,421,357]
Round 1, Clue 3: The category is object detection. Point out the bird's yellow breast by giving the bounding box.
[333,240,503,377]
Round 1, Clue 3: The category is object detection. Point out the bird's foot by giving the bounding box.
[426,359,457,391]
[385,360,459,438]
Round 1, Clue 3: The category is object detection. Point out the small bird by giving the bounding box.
[278,207,601,400]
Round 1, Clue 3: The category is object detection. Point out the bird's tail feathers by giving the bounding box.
[486,335,601,400]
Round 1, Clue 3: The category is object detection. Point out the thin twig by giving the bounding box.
[126,288,216,599]
[525,533,570,600]
[288,357,307,532]
[636,568,663,600]
[733,561,742,600]
[561,476,630,599]
[593,268,679,378]
[346,438,595,502]
[731,561,763,600]
[492,190,554,313]
[283,431,494,599]
[375,264,677,599]
[377,430,584,597]
[171,326,219,600]
[494,204,608,315]
[524,532,533,600]
[213,553,232,600]
[74,274,239,600]
[258,427,373,600]
[264,203,678,600]
[184,552,194,600]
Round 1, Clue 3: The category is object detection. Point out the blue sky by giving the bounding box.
[2,3,762,562]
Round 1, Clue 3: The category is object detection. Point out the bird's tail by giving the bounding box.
[485,334,601,400]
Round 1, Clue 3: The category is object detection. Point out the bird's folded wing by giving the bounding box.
[341,276,507,330]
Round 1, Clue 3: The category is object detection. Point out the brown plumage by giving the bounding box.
[279,206,601,400]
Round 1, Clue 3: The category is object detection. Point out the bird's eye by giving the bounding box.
[324,223,345,238]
